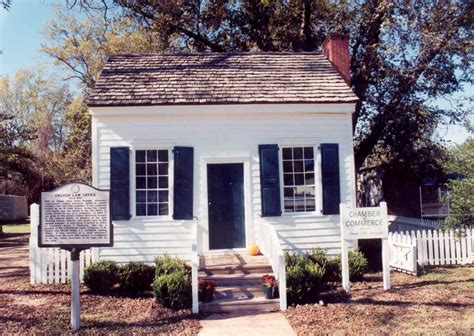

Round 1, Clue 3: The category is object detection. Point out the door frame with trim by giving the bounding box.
[199,156,253,253]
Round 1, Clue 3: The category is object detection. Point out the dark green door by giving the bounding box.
[207,163,245,249]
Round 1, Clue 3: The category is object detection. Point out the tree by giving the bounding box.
[0,69,73,202]
[443,138,474,229]
[1,0,11,10]
[112,0,472,178]
[41,4,163,89]
[52,96,92,185]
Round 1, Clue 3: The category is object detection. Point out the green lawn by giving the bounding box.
[1,223,30,234]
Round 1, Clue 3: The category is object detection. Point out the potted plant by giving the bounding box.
[198,279,216,303]
[262,274,277,299]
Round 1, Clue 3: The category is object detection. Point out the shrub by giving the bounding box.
[153,270,192,309]
[332,249,369,282]
[118,262,155,293]
[285,252,325,305]
[153,255,191,309]
[348,249,368,281]
[83,260,119,293]
[324,257,342,283]
[155,254,190,276]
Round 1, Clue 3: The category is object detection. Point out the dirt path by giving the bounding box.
[0,234,29,280]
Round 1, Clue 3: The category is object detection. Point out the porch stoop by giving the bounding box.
[198,254,280,313]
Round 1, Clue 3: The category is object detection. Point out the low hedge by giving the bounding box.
[285,248,368,305]
[286,253,325,304]
[152,255,191,309]
[83,260,119,293]
[84,261,155,294]
[118,262,155,293]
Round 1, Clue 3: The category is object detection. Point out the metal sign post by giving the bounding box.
[38,183,113,331]
[70,248,82,331]
[340,202,390,292]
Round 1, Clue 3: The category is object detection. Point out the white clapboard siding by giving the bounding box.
[388,228,474,271]
[92,106,357,262]
[29,204,97,284]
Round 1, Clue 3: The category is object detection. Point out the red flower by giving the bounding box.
[262,274,277,288]
[198,279,216,291]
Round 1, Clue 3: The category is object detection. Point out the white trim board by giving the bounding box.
[90,103,356,116]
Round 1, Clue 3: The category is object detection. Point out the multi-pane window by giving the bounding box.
[282,147,316,213]
[135,150,169,216]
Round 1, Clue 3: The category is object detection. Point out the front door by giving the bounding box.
[207,163,245,249]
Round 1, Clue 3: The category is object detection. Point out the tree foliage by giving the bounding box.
[6,0,471,206]
[41,5,163,88]
[443,138,474,229]
[111,0,473,178]
[0,69,90,201]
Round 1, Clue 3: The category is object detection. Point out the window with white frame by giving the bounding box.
[282,146,316,213]
[135,149,169,216]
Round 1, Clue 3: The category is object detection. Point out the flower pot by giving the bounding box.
[263,286,276,299]
[202,290,214,303]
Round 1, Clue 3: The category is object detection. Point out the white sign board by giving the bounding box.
[340,202,391,292]
[39,183,112,248]
[341,205,388,239]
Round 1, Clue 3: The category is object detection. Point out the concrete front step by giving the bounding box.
[213,285,263,300]
[199,264,273,276]
[199,254,270,268]
[200,296,280,313]
[200,272,269,287]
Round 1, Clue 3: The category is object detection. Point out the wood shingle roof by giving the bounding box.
[87,52,358,107]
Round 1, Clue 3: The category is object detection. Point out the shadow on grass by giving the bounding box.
[349,297,474,309]
[393,278,474,290]
[0,288,68,295]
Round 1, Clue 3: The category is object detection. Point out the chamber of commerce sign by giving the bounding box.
[39,183,112,248]
[341,205,388,239]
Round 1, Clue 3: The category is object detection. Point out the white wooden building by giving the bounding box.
[87,34,359,311]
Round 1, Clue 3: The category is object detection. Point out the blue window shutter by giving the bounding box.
[173,146,194,220]
[110,147,130,220]
[321,144,340,215]
[259,144,282,217]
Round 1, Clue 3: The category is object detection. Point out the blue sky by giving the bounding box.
[1,0,472,144]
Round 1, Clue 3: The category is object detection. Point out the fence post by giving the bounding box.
[439,230,446,265]
[433,230,439,265]
[449,230,456,265]
[29,203,40,284]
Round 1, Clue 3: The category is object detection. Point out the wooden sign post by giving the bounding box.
[39,183,113,331]
[340,202,390,292]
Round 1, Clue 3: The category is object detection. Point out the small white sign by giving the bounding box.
[340,202,391,292]
[40,183,112,247]
[341,205,388,239]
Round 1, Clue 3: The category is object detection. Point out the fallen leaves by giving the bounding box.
[285,267,474,335]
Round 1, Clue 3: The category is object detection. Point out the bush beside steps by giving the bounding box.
[285,248,368,306]
[84,255,192,310]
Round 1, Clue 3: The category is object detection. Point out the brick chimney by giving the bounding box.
[322,34,351,85]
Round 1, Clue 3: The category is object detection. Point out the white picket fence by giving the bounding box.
[388,228,474,274]
[29,204,97,284]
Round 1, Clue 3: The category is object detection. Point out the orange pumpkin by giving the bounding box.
[248,244,260,256]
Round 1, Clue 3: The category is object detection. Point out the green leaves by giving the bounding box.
[443,138,474,230]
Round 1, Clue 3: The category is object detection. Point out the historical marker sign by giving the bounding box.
[38,182,113,331]
[39,183,112,248]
